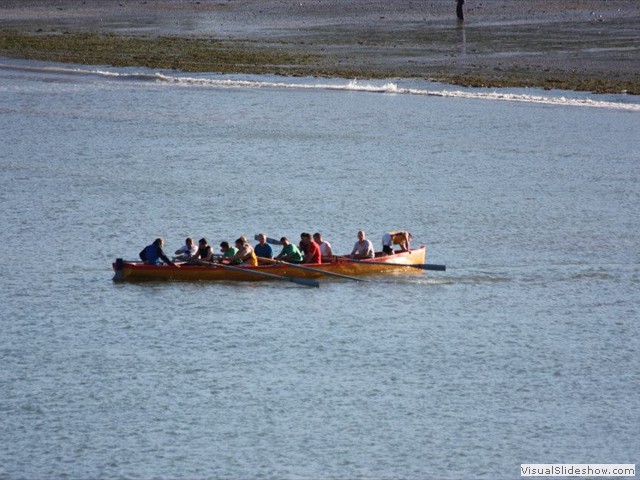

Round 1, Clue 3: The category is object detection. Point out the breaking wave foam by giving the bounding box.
[2,63,639,111]
[154,74,640,111]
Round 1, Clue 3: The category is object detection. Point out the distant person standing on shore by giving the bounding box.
[456,0,464,21]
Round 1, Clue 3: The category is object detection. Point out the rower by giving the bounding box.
[139,238,177,266]
[254,233,275,262]
[313,232,333,261]
[188,238,213,263]
[350,231,375,259]
[300,232,321,264]
[382,231,413,255]
[174,237,197,261]
[276,237,304,263]
[219,241,237,262]
[229,236,258,266]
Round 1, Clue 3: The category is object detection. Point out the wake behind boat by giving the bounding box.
[112,246,443,284]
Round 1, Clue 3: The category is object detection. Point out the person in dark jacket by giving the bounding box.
[192,238,213,262]
[139,238,177,266]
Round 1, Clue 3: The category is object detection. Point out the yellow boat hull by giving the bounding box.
[113,247,427,282]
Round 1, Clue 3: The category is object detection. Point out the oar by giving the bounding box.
[344,258,446,271]
[191,260,319,288]
[261,257,366,282]
[254,234,284,246]
[220,263,320,287]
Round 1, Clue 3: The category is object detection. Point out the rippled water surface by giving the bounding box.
[1,59,638,479]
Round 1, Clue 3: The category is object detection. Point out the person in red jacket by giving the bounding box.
[300,232,321,264]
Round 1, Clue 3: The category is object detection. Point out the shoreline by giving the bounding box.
[1,0,639,94]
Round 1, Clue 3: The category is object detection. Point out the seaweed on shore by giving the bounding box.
[0,30,320,75]
[1,30,637,94]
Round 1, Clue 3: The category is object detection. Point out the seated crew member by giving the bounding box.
[350,230,375,259]
[382,230,413,255]
[188,237,213,263]
[174,237,197,261]
[139,238,177,266]
[298,235,308,256]
[313,232,333,261]
[219,241,238,262]
[229,236,258,266]
[276,237,304,263]
[254,233,274,261]
[300,232,321,264]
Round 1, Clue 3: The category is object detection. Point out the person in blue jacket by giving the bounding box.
[254,233,275,260]
[139,238,177,266]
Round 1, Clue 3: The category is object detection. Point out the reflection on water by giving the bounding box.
[457,23,466,54]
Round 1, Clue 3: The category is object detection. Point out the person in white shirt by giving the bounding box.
[350,230,375,259]
[313,232,333,260]
[174,237,197,260]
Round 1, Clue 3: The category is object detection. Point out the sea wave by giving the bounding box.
[2,63,639,111]
[155,75,640,111]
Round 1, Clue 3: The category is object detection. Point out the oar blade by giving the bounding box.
[415,264,447,271]
[288,277,320,288]
[254,234,283,246]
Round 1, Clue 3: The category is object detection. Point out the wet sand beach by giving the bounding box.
[1,0,639,93]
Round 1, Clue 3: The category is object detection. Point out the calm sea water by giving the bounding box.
[1,59,638,479]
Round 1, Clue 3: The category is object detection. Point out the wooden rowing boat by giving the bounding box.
[112,246,428,282]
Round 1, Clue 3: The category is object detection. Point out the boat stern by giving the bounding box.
[112,258,126,282]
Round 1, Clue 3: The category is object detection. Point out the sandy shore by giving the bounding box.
[1,0,639,93]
